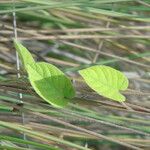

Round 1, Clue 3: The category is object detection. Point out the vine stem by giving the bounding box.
[12,0,27,142]
[121,102,134,111]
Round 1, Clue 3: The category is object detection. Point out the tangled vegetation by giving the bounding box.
[0,0,150,150]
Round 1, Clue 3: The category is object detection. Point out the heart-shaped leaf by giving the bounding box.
[79,65,129,102]
[14,40,75,107]
[14,39,35,70]
[26,62,75,107]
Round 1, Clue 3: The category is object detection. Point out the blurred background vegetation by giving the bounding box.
[0,0,150,150]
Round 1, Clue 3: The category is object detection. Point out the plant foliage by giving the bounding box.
[14,40,75,107]
[79,65,129,102]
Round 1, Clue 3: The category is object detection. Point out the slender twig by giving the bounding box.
[0,35,150,42]
[92,3,114,63]
[62,41,150,68]
[30,111,142,150]
[59,108,149,136]
[137,0,150,7]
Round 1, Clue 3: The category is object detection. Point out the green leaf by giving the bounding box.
[14,39,35,70]
[79,65,129,102]
[26,62,75,107]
